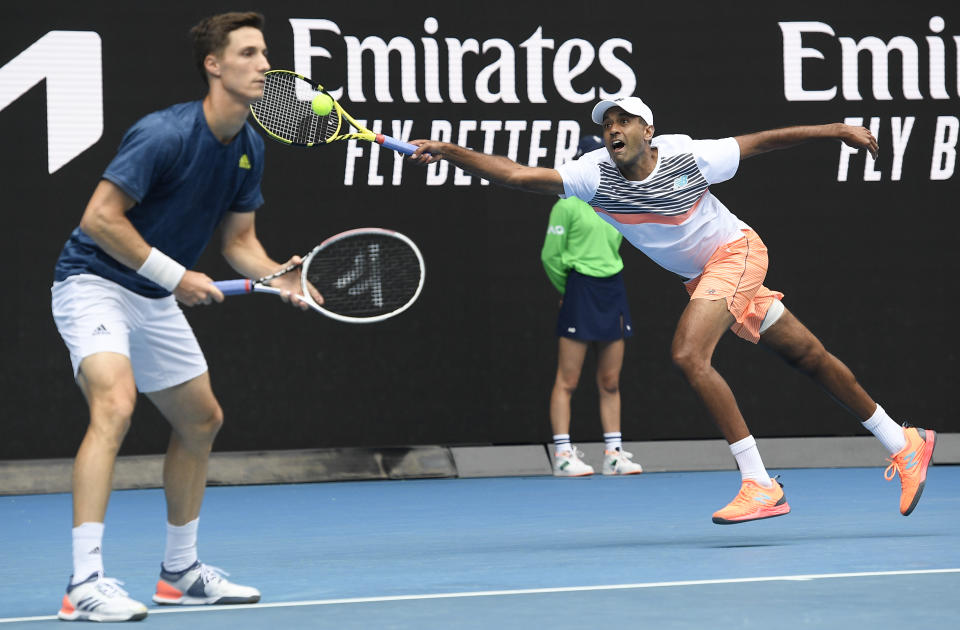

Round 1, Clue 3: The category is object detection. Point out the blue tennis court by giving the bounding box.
[2,466,957,627]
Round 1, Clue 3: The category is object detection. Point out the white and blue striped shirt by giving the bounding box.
[557,134,749,279]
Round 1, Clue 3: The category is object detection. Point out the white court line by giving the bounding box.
[4,567,959,623]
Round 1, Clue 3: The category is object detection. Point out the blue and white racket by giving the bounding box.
[215,228,424,323]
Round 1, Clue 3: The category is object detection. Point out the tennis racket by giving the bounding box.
[214,228,424,323]
[249,69,417,155]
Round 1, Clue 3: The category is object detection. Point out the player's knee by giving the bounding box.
[89,392,136,440]
[596,372,620,394]
[671,344,709,378]
[788,343,829,376]
[181,404,224,445]
[555,370,581,392]
[200,405,224,438]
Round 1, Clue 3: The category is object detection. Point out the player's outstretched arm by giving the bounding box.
[735,123,879,160]
[409,140,565,195]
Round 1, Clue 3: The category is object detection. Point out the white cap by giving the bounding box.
[591,96,654,125]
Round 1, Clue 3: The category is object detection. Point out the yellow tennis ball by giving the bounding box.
[311,93,333,116]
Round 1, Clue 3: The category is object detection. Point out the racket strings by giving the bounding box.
[251,73,339,145]
[305,236,422,316]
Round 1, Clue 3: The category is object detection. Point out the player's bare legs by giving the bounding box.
[73,353,138,526]
[671,298,747,442]
[758,307,875,418]
[550,337,588,437]
[595,339,624,435]
[672,298,790,522]
[595,337,641,474]
[146,372,222,526]
[60,352,148,621]
[549,338,593,475]
[146,372,259,605]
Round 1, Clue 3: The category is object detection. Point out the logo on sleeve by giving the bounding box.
[238,154,252,170]
[672,174,689,190]
[546,225,565,235]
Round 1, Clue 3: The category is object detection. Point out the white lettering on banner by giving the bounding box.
[521,27,553,104]
[455,121,477,185]
[863,117,882,181]
[554,38,596,103]
[290,17,635,104]
[366,119,384,186]
[837,116,920,182]
[784,17,958,181]
[839,36,922,101]
[422,17,442,103]
[836,116,862,182]
[779,21,838,101]
[390,119,413,185]
[289,19,343,100]
[554,121,581,166]
[479,120,503,186]
[890,117,916,181]
[345,35,419,103]
[529,121,552,167]
[477,39,520,104]
[0,31,102,173]
[342,120,581,186]
[504,120,528,164]
[426,120,452,185]
[780,17,959,102]
[931,116,958,180]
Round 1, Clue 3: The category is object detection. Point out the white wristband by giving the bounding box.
[136,247,186,292]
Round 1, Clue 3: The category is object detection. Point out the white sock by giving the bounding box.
[72,522,104,583]
[603,432,623,452]
[729,435,772,487]
[862,404,906,454]
[163,518,199,573]
[553,434,572,454]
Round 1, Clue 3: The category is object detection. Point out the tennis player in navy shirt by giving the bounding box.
[51,12,318,622]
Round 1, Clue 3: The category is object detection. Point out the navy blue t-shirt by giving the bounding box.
[54,100,265,297]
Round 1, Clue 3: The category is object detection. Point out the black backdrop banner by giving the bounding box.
[2,0,957,459]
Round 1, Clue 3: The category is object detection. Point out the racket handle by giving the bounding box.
[376,134,417,156]
[214,279,253,295]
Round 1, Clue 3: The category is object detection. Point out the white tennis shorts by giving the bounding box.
[51,274,207,393]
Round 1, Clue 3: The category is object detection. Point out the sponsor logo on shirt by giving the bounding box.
[238,154,252,170]
[547,225,565,235]
[672,174,689,190]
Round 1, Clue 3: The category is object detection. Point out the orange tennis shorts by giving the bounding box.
[684,229,783,343]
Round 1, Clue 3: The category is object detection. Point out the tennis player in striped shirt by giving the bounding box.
[410,97,935,524]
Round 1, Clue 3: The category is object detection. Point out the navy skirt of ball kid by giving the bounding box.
[556,270,632,341]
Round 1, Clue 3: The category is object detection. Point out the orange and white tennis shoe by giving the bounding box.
[153,561,260,605]
[58,573,148,622]
[884,424,936,516]
[712,477,790,525]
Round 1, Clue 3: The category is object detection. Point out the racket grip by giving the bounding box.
[214,279,253,295]
[377,134,418,156]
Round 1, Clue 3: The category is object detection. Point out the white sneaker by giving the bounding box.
[602,448,643,475]
[553,447,595,476]
[58,573,148,622]
[153,561,261,605]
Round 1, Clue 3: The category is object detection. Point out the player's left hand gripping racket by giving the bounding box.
[215,228,424,323]
[249,69,417,155]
